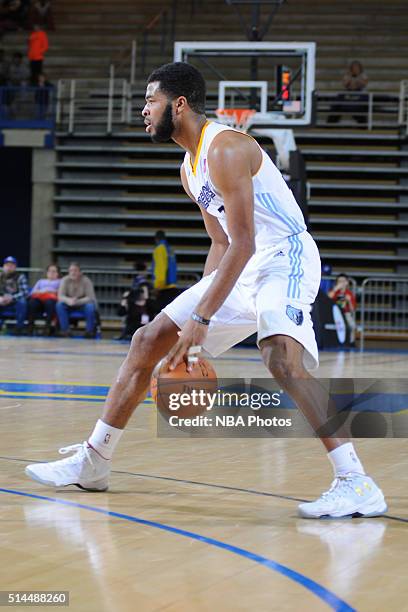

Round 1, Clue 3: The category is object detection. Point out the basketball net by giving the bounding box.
[215,108,256,133]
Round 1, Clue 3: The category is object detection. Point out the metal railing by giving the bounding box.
[55,79,408,135]
[360,277,408,350]
[0,85,55,127]
[317,90,402,131]
[56,75,130,135]
[110,40,137,87]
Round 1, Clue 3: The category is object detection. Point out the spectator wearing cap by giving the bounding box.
[0,256,29,334]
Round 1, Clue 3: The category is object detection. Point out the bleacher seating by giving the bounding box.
[3,0,408,280]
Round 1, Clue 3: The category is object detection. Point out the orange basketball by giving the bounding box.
[150,357,218,420]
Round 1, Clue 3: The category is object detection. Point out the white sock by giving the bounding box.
[88,419,124,460]
[328,442,366,476]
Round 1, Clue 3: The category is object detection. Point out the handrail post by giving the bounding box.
[56,79,63,125]
[107,64,114,135]
[360,279,367,352]
[398,80,405,125]
[130,40,137,86]
[68,79,76,135]
[121,79,127,123]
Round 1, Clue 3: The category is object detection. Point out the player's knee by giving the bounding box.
[128,322,161,366]
[268,357,301,381]
[261,336,304,380]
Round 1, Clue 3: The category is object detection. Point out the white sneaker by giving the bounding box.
[298,473,387,519]
[25,443,110,491]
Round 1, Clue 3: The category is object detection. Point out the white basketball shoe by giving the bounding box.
[25,443,110,491]
[298,473,387,519]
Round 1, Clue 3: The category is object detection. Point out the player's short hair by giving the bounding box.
[147,62,206,114]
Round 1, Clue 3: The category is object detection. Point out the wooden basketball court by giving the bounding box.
[1,337,407,611]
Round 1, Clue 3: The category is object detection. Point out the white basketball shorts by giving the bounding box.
[163,231,321,369]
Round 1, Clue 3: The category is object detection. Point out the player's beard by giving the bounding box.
[151,102,174,143]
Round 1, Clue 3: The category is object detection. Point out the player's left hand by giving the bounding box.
[166,318,209,371]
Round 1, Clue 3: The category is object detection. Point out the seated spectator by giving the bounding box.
[56,262,97,338]
[132,260,151,293]
[116,287,157,340]
[7,51,29,86]
[27,23,48,85]
[0,255,29,334]
[328,61,369,125]
[27,0,54,31]
[27,263,60,335]
[0,49,9,85]
[328,273,357,346]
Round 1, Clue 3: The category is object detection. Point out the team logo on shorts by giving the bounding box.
[286,305,303,326]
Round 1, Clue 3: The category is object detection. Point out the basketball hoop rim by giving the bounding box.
[215,108,257,132]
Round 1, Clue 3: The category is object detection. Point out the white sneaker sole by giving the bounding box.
[25,466,109,492]
[298,490,388,519]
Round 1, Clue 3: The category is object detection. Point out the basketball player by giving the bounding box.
[25,63,386,519]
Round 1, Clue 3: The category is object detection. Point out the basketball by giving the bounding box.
[150,357,218,419]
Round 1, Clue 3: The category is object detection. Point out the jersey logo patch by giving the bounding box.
[286,305,303,326]
[197,181,216,209]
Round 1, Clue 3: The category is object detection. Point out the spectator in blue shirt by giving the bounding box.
[0,256,29,334]
[27,263,61,335]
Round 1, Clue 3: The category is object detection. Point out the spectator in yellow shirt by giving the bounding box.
[152,230,178,309]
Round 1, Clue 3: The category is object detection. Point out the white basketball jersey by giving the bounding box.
[183,121,307,250]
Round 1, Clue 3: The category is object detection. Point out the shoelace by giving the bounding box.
[58,442,94,467]
[321,475,358,501]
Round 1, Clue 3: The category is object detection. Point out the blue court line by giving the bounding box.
[0,382,109,394]
[0,487,355,611]
[0,395,105,403]
[1,455,407,525]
